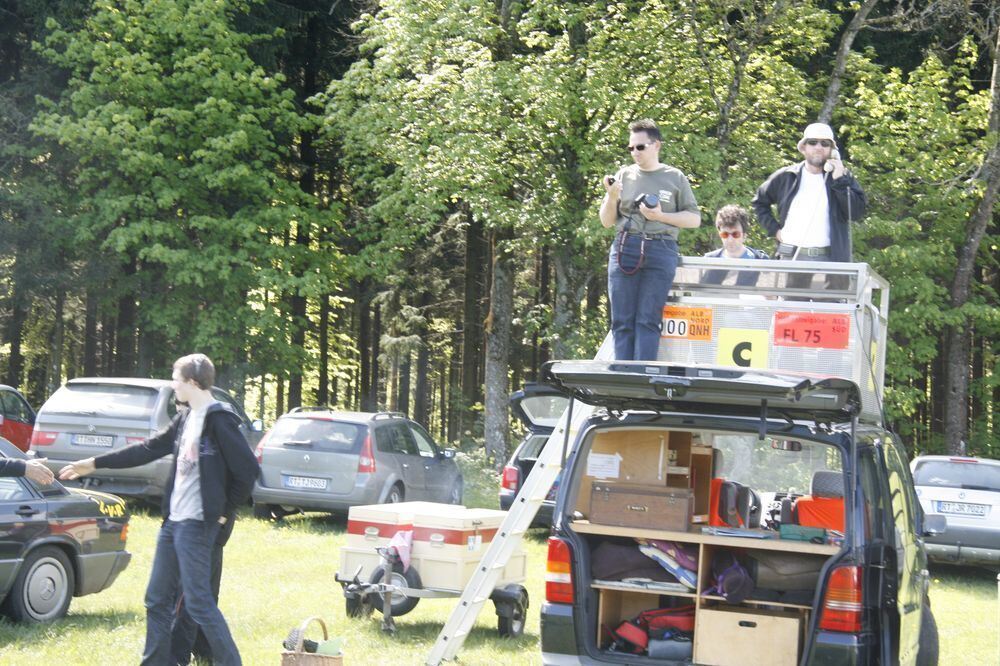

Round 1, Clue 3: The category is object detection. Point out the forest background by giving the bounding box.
[1,0,997,464]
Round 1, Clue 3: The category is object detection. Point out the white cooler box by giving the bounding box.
[410,506,526,592]
[340,501,464,581]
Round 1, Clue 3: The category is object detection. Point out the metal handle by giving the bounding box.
[365,526,379,540]
[16,506,39,517]
[430,533,444,546]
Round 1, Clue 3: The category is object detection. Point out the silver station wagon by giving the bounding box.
[252,409,463,519]
[30,377,261,501]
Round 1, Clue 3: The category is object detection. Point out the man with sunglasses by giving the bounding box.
[600,118,701,361]
[703,204,768,287]
[752,122,866,289]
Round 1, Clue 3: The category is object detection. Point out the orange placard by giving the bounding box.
[661,306,713,341]
[773,312,850,349]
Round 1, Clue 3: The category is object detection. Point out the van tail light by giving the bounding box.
[30,431,57,447]
[545,536,574,604]
[120,523,129,543]
[819,565,863,632]
[126,437,146,446]
[357,435,376,474]
[501,465,520,492]
[254,429,274,464]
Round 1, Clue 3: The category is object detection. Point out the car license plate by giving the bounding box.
[72,434,114,447]
[284,475,327,490]
[937,501,987,516]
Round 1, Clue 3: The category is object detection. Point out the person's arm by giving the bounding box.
[751,172,782,238]
[598,174,622,229]
[59,415,180,480]
[211,412,260,519]
[0,458,26,477]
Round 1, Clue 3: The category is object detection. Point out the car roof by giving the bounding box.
[911,455,1000,467]
[67,377,171,389]
[279,410,405,425]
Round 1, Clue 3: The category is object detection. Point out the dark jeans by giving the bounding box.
[608,234,679,361]
[170,539,225,664]
[143,519,241,666]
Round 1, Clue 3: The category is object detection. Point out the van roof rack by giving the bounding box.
[288,405,333,413]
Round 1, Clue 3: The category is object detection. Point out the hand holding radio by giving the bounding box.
[823,148,845,178]
[603,174,622,197]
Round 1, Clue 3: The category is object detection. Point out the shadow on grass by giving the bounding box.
[262,511,348,535]
[0,609,143,643]
[928,563,1000,583]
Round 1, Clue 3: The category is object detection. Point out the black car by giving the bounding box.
[538,361,941,666]
[499,384,569,527]
[0,438,131,623]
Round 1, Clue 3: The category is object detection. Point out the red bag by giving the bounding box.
[637,604,695,633]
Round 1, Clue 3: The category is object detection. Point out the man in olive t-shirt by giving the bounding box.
[599,118,700,361]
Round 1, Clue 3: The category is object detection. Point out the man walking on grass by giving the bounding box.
[60,353,259,666]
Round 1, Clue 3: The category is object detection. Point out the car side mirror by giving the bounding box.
[440,448,456,460]
[250,419,264,433]
[922,513,946,537]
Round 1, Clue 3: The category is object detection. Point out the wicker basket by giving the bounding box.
[281,616,343,665]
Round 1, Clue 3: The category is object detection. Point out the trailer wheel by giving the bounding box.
[496,588,528,638]
[369,563,421,616]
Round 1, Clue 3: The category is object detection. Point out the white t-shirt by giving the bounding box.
[169,402,217,522]
[782,170,830,248]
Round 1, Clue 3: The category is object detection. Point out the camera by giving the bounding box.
[634,193,659,210]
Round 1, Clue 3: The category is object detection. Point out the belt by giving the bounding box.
[624,231,675,240]
[777,243,830,257]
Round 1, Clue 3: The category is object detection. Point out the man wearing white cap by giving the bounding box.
[752,122,866,288]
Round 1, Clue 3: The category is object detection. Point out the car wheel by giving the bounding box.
[916,598,939,666]
[386,484,404,504]
[449,477,464,505]
[2,546,74,623]
[369,562,421,616]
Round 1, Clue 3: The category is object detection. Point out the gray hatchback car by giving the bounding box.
[30,377,262,501]
[252,409,463,519]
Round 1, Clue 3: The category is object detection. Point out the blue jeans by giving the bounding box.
[608,233,679,361]
[142,519,241,666]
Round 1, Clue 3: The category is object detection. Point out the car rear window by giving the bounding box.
[43,384,160,419]
[519,395,569,428]
[912,461,1000,492]
[266,418,362,452]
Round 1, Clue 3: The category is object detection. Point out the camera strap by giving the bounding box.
[616,230,645,275]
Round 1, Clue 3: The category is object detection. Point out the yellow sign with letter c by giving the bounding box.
[716,328,770,369]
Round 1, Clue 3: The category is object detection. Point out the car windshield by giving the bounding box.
[44,384,160,419]
[267,418,361,451]
[912,460,1000,492]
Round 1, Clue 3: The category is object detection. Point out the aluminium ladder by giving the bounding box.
[425,336,613,665]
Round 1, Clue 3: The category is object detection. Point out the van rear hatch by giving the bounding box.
[258,417,364,495]
[543,360,862,420]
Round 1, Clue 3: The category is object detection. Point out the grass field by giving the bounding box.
[0,505,996,665]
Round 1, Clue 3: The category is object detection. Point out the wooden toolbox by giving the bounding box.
[694,606,801,666]
[589,483,693,531]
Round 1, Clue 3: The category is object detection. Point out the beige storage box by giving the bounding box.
[341,501,464,580]
[694,606,801,666]
[410,506,526,591]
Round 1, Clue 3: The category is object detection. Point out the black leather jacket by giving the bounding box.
[752,162,867,262]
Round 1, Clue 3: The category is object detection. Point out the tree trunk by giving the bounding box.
[371,304,382,409]
[551,246,588,359]
[483,230,515,464]
[414,294,431,426]
[358,281,373,411]
[942,25,1000,455]
[3,273,28,387]
[461,212,486,409]
[84,289,98,376]
[397,350,411,416]
[114,267,137,375]
[318,293,330,405]
[818,0,880,124]
[46,291,65,396]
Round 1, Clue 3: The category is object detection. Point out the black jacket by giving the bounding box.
[94,402,259,526]
[751,162,867,262]
[702,247,769,287]
[0,458,26,477]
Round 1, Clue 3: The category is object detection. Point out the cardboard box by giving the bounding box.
[589,483,693,531]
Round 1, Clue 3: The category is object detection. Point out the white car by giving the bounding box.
[911,455,1000,567]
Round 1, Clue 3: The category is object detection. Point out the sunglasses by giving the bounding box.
[805,139,834,148]
[719,230,743,239]
[627,142,656,152]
